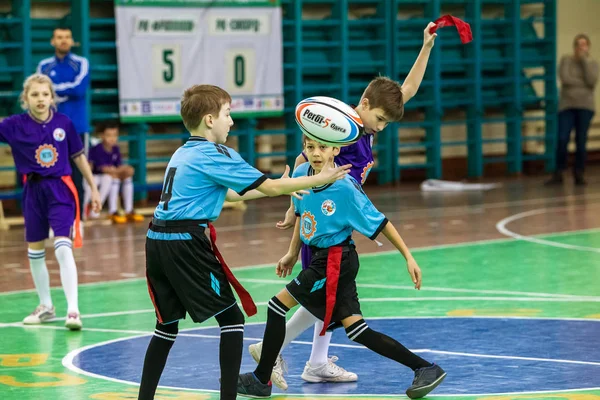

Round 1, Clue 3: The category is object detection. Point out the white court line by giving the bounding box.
[238,278,600,300]
[59,316,600,397]
[3,293,600,326]
[496,207,600,253]
[421,349,600,367]
[13,322,599,368]
[2,226,600,298]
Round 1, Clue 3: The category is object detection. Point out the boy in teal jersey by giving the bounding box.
[238,137,446,399]
[138,85,351,400]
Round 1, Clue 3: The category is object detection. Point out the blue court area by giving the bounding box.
[71,317,600,396]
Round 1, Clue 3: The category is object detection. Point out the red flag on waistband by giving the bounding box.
[208,223,257,317]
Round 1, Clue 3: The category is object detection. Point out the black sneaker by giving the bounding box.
[574,171,587,186]
[406,363,447,399]
[237,372,272,398]
[544,172,563,186]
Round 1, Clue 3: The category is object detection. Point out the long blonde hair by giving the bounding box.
[20,73,57,111]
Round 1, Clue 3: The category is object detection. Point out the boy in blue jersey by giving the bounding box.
[238,137,446,399]
[138,85,351,400]
[250,22,438,389]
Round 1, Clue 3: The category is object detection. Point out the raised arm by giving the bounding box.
[401,22,437,103]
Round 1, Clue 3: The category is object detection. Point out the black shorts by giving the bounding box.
[286,244,362,329]
[145,221,236,324]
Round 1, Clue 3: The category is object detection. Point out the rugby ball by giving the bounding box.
[295,96,364,146]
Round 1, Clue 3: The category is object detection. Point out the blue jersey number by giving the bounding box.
[160,167,177,210]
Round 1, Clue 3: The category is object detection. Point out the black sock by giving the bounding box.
[138,320,178,400]
[346,319,431,371]
[254,297,289,384]
[214,304,245,400]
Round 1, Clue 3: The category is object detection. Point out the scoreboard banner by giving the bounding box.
[114,0,283,122]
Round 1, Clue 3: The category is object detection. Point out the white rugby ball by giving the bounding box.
[295,96,364,146]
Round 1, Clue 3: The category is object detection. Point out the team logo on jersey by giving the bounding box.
[35,144,58,168]
[53,128,66,142]
[361,161,374,184]
[321,200,336,216]
[300,211,317,241]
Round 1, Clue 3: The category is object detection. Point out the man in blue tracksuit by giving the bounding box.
[37,26,90,219]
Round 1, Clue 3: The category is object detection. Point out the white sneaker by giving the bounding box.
[23,304,56,325]
[301,356,358,383]
[248,342,288,390]
[65,312,82,330]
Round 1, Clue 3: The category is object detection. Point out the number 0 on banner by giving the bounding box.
[226,49,255,94]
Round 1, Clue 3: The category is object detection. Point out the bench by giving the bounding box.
[0,189,23,230]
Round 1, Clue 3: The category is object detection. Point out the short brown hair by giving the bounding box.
[180,85,232,131]
[574,34,591,47]
[361,76,404,121]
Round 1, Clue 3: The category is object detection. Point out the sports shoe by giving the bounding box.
[237,372,272,398]
[23,305,56,325]
[126,211,144,222]
[406,363,446,399]
[301,356,358,383]
[65,312,83,330]
[248,342,288,390]
[109,213,127,224]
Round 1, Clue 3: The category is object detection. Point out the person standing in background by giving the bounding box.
[547,33,599,186]
[37,25,90,215]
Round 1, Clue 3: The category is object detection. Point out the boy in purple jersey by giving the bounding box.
[249,22,437,388]
[0,74,101,330]
[85,122,144,223]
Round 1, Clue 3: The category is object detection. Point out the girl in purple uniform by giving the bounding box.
[0,74,101,330]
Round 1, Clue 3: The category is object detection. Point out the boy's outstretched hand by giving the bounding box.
[316,163,352,185]
[407,258,422,290]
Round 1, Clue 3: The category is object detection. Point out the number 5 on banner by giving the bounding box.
[152,44,182,89]
[226,49,255,94]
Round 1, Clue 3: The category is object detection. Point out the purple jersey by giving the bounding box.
[88,143,122,174]
[303,133,374,185]
[0,111,83,177]
[336,133,375,185]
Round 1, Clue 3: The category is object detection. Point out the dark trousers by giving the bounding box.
[556,108,595,174]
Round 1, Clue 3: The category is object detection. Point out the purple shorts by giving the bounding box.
[23,178,75,242]
[301,242,313,270]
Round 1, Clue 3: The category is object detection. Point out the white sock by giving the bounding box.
[122,177,134,213]
[108,179,120,214]
[281,306,319,351]
[82,180,91,214]
[309,321,332,366]
[28,248,52,308]
[98,174,112,206]
[54,239,79,314]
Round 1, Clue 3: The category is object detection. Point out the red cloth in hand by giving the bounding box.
[430,15,473,44]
